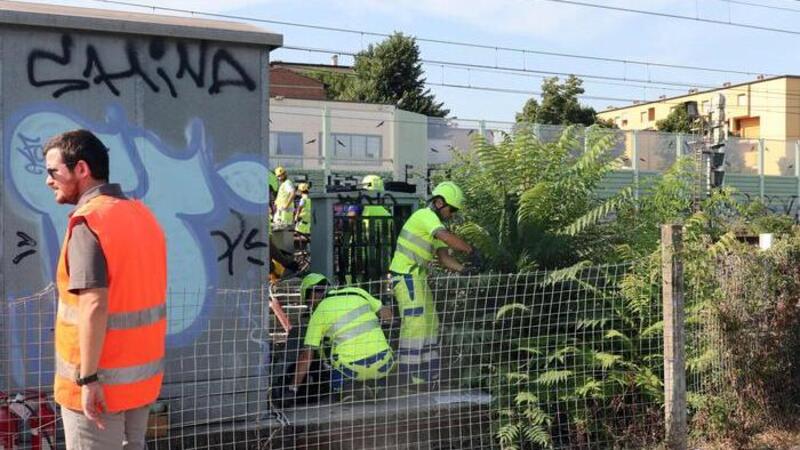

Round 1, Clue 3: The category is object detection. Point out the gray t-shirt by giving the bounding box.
[66,184,127,294]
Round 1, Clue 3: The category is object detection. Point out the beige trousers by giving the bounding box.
[61,405,150,450]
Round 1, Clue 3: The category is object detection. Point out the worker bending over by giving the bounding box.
[287,273,394,401]
[389,181,480,387]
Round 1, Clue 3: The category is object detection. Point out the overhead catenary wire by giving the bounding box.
[83,0,800,105]
[723,0,800,14]
[269,97,800,133]
[73,0,800,126]
[88,0,772,78]
[537,0,800,37]
[281,45,718,91]
[282,45,800,105]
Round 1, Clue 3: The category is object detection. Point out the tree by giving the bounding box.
[307,32,448,117]
[656,105,693,133]
[515,76,600,126]
[444,126,624,271]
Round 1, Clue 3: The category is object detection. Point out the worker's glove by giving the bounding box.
[468,248,484,271]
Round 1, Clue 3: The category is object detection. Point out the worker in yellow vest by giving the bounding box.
[287,273,394,401]
[273,166,295,230]
[360,174,391,218]
[269,170,299,282]
[389,181,481,387]
[360,175,393,281]
[294,183,311,236]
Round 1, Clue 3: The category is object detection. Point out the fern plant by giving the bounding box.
[445,125,624,272]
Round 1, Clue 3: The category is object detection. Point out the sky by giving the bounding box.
[20,0,800,124]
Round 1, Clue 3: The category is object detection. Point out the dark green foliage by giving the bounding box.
[515,76,600,127]
[444,125,623,272]
[305,32,448,117]
[439,123,800,447]
[655,106,693,133]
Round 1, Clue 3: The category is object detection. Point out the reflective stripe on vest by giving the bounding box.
[332,319,380,343]
[399,229,432,255]
[56,355,163,385]
[328,304,371,335]
[58,302,166,330]
[396,245,429,267]
[325,304,381,344]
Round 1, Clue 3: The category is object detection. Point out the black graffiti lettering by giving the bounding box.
[27,34,89,98]
[28,34,255,98]
[211,210,266,275]
[243,228,267,266]
[12,231,37,265]
[176,41,207,87]
[16,133,45,174]
[209,49,256,94]
[83,45,121,96]
[95,42,161,94]
[149,38,178,97]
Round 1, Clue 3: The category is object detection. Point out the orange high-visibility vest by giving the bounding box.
[54,195,167,412]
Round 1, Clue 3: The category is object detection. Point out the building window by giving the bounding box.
[621,119,628,127]
[702,100,710,113]
[326,133,382,162]
[270,132,303,167]
[640,111,647,123]
[737,93,747,106]
[647,107,655,121]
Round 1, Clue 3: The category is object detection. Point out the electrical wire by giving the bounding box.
[282,45,800,105]
[281,45,717,91]
[723,0,800,14]
[88,0,771,77]
[537,0,800,37]
[82,0,800,103]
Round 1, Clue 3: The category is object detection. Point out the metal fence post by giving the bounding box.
[662,224,687,450]
[321,105,331,182]
[676,133,683,160]
[759,138,765,200]
[632,130,640,200]
[795,141,799,219]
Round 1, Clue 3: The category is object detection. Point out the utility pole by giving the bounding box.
[687,93,728,211]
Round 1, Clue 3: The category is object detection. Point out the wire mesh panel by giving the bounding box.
[268,262,666,449]
[2,286,270,450]
[3,262,677,448]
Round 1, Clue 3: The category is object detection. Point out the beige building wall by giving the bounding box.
[598,76,800,175]
[269,97,427,181]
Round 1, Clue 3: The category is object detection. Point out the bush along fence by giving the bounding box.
[4,222,799,449]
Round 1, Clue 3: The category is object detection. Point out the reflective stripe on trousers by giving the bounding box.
[58,302,166,330]
[56,355,164,385]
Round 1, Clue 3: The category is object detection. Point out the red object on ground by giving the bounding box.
[0,393,17,450]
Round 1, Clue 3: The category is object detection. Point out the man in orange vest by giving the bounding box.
[44,130,167,449]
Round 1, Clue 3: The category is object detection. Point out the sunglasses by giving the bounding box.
[46,161,78,178]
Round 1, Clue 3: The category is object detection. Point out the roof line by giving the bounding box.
[600,74,797,113]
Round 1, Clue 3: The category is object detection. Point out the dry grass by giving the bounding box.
[691,427,800,450]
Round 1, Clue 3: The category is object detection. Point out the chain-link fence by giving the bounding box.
[2,286,270,450]
[267,262,667,449]
[5,240,796,449]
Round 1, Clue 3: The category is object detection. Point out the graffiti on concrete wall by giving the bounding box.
[28,34,256,98]
[5,103,270,351]
[211,210,267,276]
